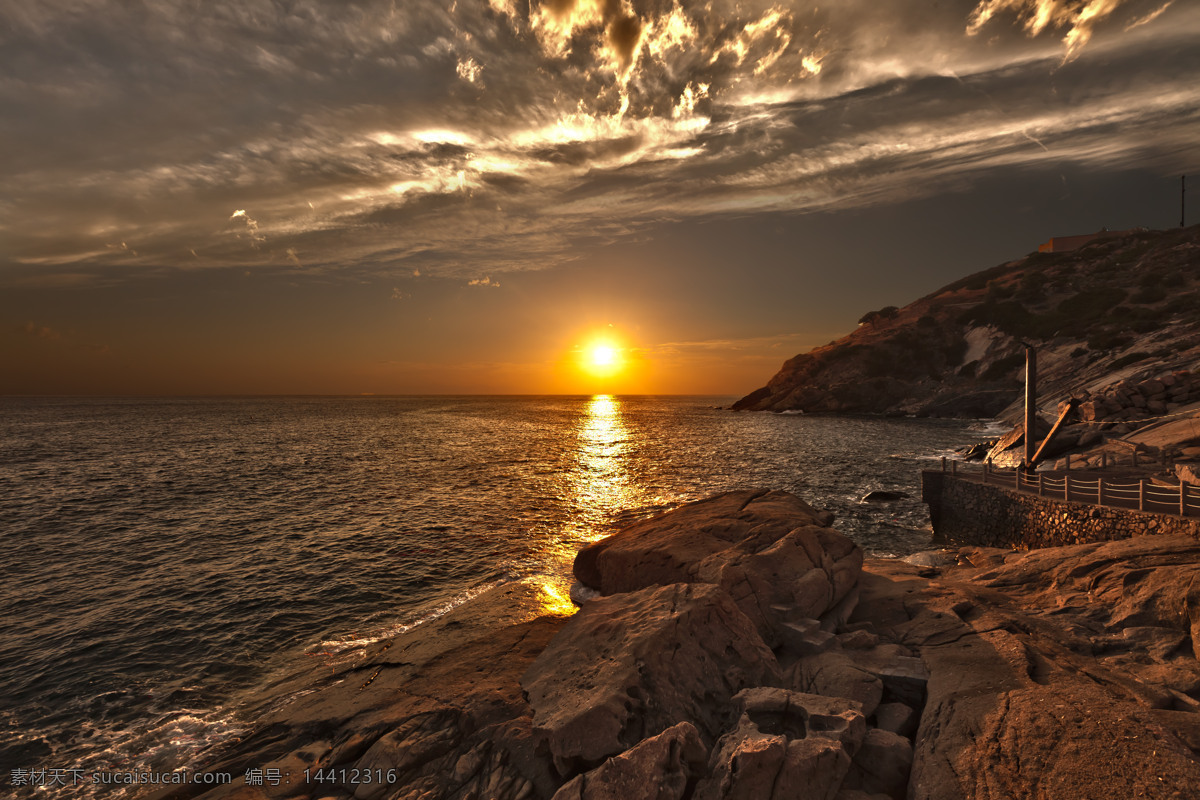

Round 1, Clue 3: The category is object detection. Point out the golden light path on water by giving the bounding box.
[572,395,642,539]
[540,394,645,613]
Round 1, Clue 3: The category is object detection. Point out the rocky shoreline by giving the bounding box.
[149,489,1200,800]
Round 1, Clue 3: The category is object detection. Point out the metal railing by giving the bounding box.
[940,458,1200,518]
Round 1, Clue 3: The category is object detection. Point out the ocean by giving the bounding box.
[0,395,982,796]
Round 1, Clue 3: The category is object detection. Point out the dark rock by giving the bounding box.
[872,703,918,738]
[522,582,780,775]
[550,722,709,800]
[790,651,884,717]
[842,728,913,799]
[777,617,838,659]
[860,491,909,503]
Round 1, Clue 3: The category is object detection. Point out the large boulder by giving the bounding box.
[575,490,835,591]
[573,489,860,646]
[522,582,781,776]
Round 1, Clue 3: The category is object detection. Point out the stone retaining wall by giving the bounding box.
[922,470,1200,549]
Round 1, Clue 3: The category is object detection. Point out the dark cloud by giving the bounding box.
[1,0,1197,288]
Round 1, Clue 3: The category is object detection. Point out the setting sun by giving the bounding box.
[589,345,616,368]
[582,339,623,378]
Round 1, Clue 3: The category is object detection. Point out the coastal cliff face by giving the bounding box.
[734,225,1200,418]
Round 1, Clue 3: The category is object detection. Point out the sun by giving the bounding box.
[589,344,617,368]
[579,337,625,378]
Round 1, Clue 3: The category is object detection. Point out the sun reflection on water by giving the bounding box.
[569,395,642,543]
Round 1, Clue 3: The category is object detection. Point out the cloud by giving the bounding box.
[13,320,109,354]
[2,0,1197,284]
[468,276,500,287]
[456,56,483,84]
[967,0,1174,60]
[229,208,265,248]
[18,321,61,341]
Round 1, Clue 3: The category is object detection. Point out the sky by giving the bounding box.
[3,0,1199,396]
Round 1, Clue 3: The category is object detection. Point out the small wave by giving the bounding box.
[8,705,245,800]
[308,578,512,656]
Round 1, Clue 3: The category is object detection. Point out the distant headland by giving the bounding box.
[734,224,1200,423]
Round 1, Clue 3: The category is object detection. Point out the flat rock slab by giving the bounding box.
[853,550,1200,800]
[522,582,781,776]
[147,580,570,800]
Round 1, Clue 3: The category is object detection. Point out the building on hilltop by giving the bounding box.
[1037,227,1142,253]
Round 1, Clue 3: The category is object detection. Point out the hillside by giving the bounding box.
[734,225,1200,423]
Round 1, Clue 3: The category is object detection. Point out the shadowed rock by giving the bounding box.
[522,582,780,776]
[549,722,709,800]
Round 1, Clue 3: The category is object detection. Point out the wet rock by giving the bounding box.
[522,582,780,776]
[860,491,909,503]
[986,417,1050,468]
[693,688,866,800]
[147,580,568,800]
[550,722,709,800]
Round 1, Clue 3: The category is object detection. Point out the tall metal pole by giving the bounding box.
[1024,343,1036,472]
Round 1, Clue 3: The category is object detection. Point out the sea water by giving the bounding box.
[0,396,982,796]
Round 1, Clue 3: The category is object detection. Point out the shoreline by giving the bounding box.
[137,488,1200,799]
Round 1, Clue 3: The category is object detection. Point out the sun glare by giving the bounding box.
[581,338,624,378]
[590,345,616,367]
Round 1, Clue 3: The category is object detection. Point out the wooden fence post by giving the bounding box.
[984,460,989,484]
[1038,472,1044,496]
[1065,453,1072,470]
[1098,478,1105,507]
[1101,452,1108,469]
[1139,480,1146,512]
[1182,481,1189,517]
[941,456,946,472]
[1065,474,1071,502]
[951,459,957,475]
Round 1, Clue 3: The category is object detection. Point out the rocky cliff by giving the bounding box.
[734,225,1200,419]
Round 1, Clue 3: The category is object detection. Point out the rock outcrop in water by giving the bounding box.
[150,490,1200,800]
